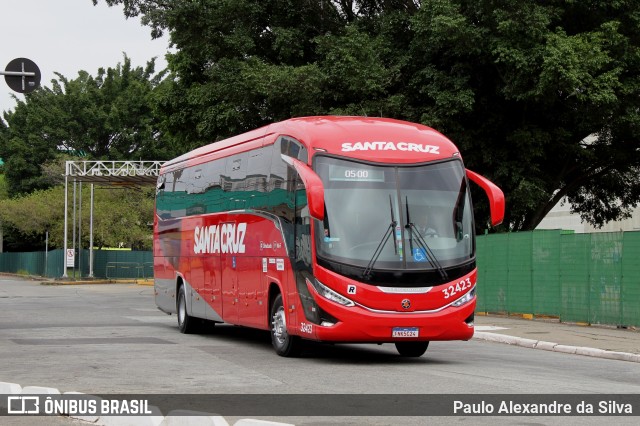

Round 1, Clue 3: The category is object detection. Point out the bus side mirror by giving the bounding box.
[465,169,505,226]
[286,156,325,221]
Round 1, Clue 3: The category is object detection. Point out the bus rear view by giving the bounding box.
[154,116,504,357]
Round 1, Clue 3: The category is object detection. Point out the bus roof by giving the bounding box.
[161,116,460,172]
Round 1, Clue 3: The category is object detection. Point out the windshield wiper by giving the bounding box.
[363,195,397,279]
[405,196,448,281]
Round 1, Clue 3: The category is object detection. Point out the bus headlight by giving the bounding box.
[451,286,476,307]
[307,278,355,307]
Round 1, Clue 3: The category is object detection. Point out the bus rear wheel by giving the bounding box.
[270,294,301,357]
[177,284,197,334]
[395,341,429,357]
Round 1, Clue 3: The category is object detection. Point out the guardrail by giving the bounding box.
[143,261,154,279]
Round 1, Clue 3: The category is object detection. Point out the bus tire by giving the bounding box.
[177,284,197,334]
[270,294,302,357]
[395,341,429,357]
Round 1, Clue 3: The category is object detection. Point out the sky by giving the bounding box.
[0,0,170,114]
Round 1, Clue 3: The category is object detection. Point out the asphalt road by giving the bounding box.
[1,277,639,425]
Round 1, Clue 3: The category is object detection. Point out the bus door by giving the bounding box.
[204,252,223,322]
[232,215,269,329]
[220,252,266,327]
[220,222,240,324]
[188,256,207,318]
[235,252,267,329]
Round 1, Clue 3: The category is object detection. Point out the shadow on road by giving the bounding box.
[189,323,458,365]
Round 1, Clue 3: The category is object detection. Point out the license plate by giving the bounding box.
[392,327,419,338]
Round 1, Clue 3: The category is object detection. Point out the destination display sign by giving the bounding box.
[328,164,385,182]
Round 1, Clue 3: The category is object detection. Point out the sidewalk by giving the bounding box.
[474,314,640,362]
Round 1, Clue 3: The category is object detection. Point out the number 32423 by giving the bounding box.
[442,278,472,299]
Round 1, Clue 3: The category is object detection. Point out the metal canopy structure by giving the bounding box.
[65,160,164,186]
[63,160,164,278]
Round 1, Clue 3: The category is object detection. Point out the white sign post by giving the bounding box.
[66,249,75,268]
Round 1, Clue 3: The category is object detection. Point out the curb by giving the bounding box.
[473,331,640,363]
[42,280,117,286]
[41,279,154,286]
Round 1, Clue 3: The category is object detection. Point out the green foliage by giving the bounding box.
[0,0,636,240]
[0,175,8,200]
[0,55,172,197]
[93,0,640,232]
[0,185,154,251]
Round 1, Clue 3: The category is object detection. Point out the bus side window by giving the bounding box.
[294,177,311,266]
[199,157,225,214]
[268,140,291,219]
[222,152,249,209]
[279,136,308,164]
[247,146,272,211]
[163,169,187,219]
[225,152,248,186]
[156,174,170,219]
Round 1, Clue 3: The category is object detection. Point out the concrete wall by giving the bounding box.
[536,198,640,233]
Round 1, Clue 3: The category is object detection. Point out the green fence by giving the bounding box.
[0,249,152,279]
[0,250,64,278]
[477,230,640,328]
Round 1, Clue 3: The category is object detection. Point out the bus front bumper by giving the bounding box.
[302,298,476,343]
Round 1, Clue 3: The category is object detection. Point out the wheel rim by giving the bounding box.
[271,306,287,346]
[178,293,186,326]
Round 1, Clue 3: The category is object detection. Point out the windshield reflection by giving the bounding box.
[313,156,474,272]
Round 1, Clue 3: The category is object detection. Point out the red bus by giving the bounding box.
[154,116,504,357]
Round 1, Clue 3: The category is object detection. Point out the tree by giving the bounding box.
[0,184,154,251]
[0,174,8,200]
[0,55,172,196]
[95,0,640,231]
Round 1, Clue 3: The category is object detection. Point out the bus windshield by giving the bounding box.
[313,156,474,272]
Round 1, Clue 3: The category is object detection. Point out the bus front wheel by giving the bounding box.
[395,341,429,357]
[270,294,302,357]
